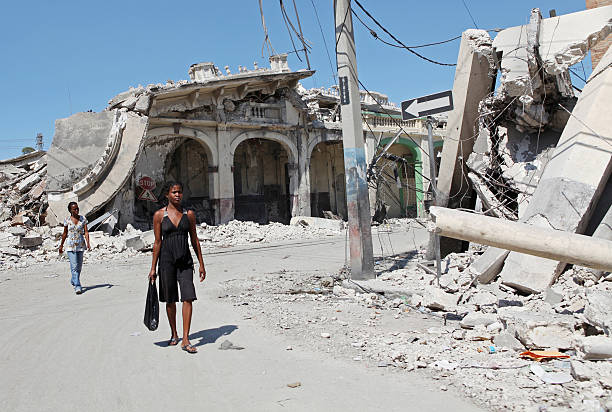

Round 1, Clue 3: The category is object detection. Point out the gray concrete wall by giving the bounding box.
[47,111,115,191]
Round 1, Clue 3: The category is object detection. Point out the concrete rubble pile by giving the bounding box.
[0,218,342,271]
[437,6,612,295]
[0,153,48,227]
[220,248,612,411]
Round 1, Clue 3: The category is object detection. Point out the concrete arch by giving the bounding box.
[307,132,343,160]
[230,130,298,164]
[146,126,218,166]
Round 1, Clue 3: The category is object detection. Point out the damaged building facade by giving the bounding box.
[45,54,445,229]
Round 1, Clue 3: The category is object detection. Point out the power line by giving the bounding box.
[310,0,337,83]
[352,0,456,66]
[461,0,479,29]
[351,9,461,50]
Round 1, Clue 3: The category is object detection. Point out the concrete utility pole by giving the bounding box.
[334,0,374,279]
[36,133,43,151]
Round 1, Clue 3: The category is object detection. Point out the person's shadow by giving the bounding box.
[153,325,238,347]
[82,284,114,293]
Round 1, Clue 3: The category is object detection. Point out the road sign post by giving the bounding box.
[335,0,374,280]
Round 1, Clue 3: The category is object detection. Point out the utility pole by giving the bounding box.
[36,133,43,152]
[426,117,442,285]
[335,0,374,279]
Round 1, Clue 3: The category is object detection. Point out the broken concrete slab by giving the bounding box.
[538,5,612,76]
[422,288,458,312]
[18,235,43,248]
[48,110,148,223]
[498,309,576,349]
[493,332,525,352]
[470,247,509,284]
[499,46,612,293]
[460,312,497,329]
[584,291,612,335]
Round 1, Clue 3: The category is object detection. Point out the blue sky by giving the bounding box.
[0,0,590,160]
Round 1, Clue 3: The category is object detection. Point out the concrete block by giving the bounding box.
[125,234,145,251]
[422,288,457,312]
[18,235,43,248]
[460,312,498,329]
[571,360,595,381]
[290,216,343,231]
[584,291,612,334]
[471,247,509,284]
[499,309,576,349]
[493,332,525,352]
[577,336,612,360]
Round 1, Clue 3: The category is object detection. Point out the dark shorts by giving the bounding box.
[158,261,197,303]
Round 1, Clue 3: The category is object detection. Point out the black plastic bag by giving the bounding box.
[144,280,159,331]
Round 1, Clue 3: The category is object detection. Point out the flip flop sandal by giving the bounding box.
[181,344,197,354]
[168,337,179,346]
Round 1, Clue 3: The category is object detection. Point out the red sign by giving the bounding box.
[138,176,156,190]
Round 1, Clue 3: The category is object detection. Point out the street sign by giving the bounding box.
[401,90,453,120]
[138,188,158,202]
[138,176,156,190]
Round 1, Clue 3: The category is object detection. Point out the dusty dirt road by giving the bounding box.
[0,229,484,412]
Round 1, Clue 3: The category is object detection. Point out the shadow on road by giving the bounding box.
[190,325,238,347]
[82,283,114,293]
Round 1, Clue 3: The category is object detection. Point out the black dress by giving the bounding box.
[158,208,197,303]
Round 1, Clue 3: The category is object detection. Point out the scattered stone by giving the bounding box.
[286,382,301,388]
[422,288,458,311]
[320,332,331,339]
[584,291,612,334]
[218,340,244,350]
[493,332,525,352]
[460,312,498,329]
[544,287,564,306]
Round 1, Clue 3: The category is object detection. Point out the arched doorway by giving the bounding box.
[309,141,346,219]
[377,137,423,218]
[233,138,291,223]
[165,139,212,224]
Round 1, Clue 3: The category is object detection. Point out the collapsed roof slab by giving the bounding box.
[47,110,148,225]
[499,46,612,294]
[539,5,612,76]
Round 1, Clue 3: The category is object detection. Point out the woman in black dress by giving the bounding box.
[148,182,206,353]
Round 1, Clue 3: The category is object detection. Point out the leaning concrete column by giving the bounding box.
[429,206,612,273]
[499,47,612,294]
[437,29,494,209]
[216,126,234,224]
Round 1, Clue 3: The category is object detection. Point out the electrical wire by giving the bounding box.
[352,0,456,66]
[310,0,337,83]
[351,9,461,49]
[461,0,479,29]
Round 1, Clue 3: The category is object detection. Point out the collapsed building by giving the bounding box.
[435,5,612,293]
[44,54,445,230]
